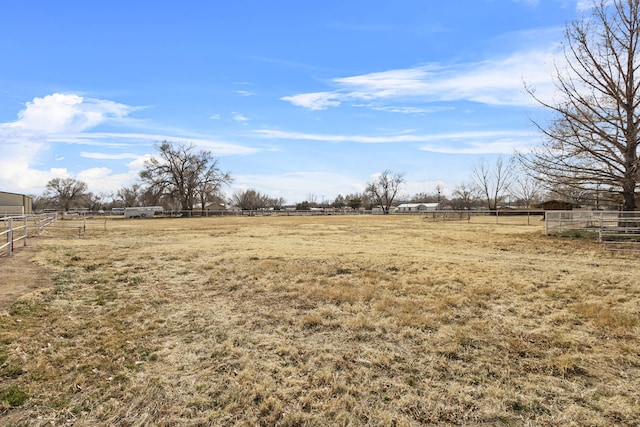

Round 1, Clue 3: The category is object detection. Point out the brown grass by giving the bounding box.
[1,215,639,426]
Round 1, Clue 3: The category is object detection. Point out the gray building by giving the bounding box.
[0,191,33,215]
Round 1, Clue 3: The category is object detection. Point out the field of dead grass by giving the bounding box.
[1,214,639,426]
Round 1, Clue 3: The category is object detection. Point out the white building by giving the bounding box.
[396,203,441,213]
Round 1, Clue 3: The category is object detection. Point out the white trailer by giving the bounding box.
[124,206,163,219]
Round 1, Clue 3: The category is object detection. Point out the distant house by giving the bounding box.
[396,203,441,213]
[0,191,33,215]
[205,203,227,211]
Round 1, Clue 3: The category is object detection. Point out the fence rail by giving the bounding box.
[1,213,58,257]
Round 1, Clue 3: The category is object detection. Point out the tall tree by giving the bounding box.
[365,170,405,214]
[44,178,89,211]
[521,0,640,210]
[472,157,514,210]
[140,141,232,211]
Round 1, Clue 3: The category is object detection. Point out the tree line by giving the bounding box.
[32,146,582,215]
[33,1,640,213]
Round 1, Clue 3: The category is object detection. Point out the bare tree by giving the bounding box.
[140,141,232,211]
[366,170,405,214]
[44,178,89,211]
[510,174,543,208]
[521,0,640,210]
[451,181,479,210]
[267,197,287,210]
[230,189,269,211]
[117,184,143,207]
[472,157,514,210]
[344,193,365,210]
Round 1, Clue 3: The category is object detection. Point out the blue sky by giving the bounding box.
[0,1,589,204]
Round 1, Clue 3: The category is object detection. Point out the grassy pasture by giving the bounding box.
[1,215,639,426]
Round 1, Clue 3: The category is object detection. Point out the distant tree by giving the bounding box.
[411,185,446,204]
[139,186,167,208]
[86,192,108,211]
[32,195,55,212]
[451,181,479,210]
[306,193,319,207]
[44,178,90,211]
[366,170,405,214]
[118,184,143,207]
[296,201,311,211]
[196,169,232,210]
[510,175,542,208]
[332,194,346,209]
[267,196,287,210]
[411,192,431,203]
[472,157,514,210]
[344,193,363,210]
[140,141,232,211]
[230,189,268,210]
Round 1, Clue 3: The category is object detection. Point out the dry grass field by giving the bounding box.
[1,214,639,426]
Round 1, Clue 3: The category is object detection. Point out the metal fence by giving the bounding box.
[545,210,640,251]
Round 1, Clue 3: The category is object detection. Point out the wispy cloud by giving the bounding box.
[232,112,250,123]
[254,128,535,153]
[281,92,342,110]
[281,45,560,111]
[80,152,141,160]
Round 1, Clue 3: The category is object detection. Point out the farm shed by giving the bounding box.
[396,203,441,213]
[0,191,33,215]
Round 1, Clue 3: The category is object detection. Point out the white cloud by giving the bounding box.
[76,167,138,194]
[280,92,341,110]
[80,152,141,160]
[419,139,531,155]
[281,45,560,110]
[254,128,535,152]
[5,93,134,133]
[232,112,250,123]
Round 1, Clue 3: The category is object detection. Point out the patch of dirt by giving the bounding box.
[0,241,52,313]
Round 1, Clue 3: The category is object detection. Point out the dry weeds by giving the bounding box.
[1,215,639,426]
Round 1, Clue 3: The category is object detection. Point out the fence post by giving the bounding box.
[7,217,12,256]
[23,216,27,247]
[544,212,549,236]
[598,212,603,242]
